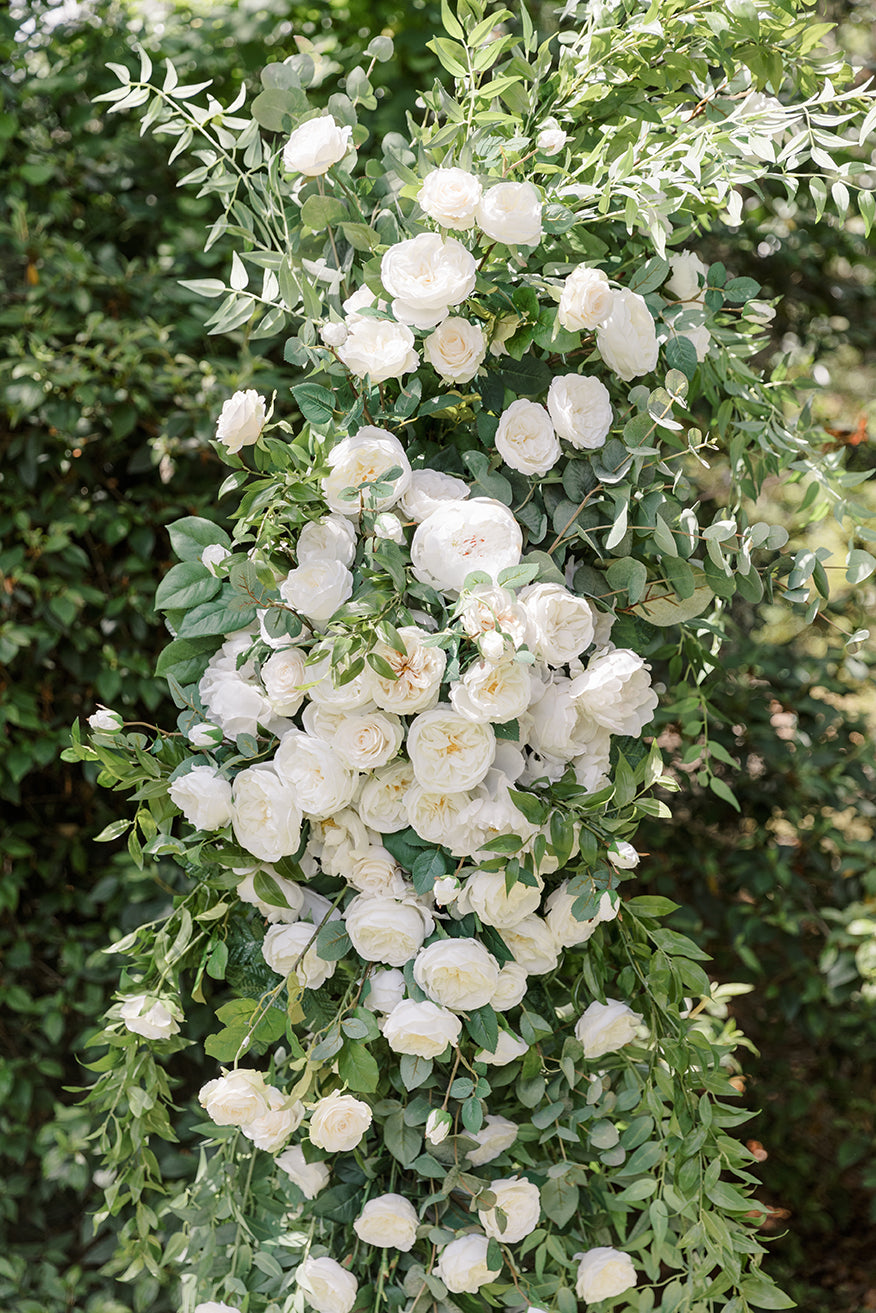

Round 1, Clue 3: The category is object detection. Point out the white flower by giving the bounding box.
[426,1108,453,1144]
[457,584,527,648]
[262,922,336,989]
[357,759,416,832]
[597,287,659,380]
[199,632,289,740]
[215,389,266,453]
[405,784,475,848]
[369,625,446,714]
[545,884,617,949]
[195,1303,241,1313]
[168,765,233,832]
[308,807,371,877]
[236,867,305,924]
[344,895,434,967]
[477,181,542,246]
[332,711,404,771]
[348,846,406,898]
[557,267,613,332]
[322,427,412,513]
[424,317,487,384]
[665,250,708,301]
[383,998,462,1057]
[283,115,352,176]
[449,784,538,862]
[435,1233,502,1293]
[298,1255,358,1313]
[407,707,496,794]
[119,994,179,1040]
[309,1092,373,1152]
[307,651,376,712]
[434,875,461,906]
[88,705,123,731]
[495,399,560,476]
[546,374,613,450]
[398,469,470,524]
[320,320,348,347]
[608,841,639,869]
[527,676,593,762]
[475,1030,529,1066]
[187,722,224,748]
[261,647,308,716]
[373,512,405,543]
[491,961,529,1009]
[274,730,357,821]
[381,233,477,330]
[201,542,231,576]
[412,497,522,595]
[231,765,302,864]
[478,1176,541,1242]
[682,322,711,361]
[199,1069,272,1127]
[575,998,642,1058]
[298,515,357,567]
[363,967,406,1013]
[413,939,500,1012]
[276,1145,330,1199]
[537,122,568,154]
[354,1193,420,1251]
[466,1114,518,1165]
[343,285,382,322]
[279,559,353,627]
[240,1087,305,1153]
[337,319,419,384]
[519,582,595,666]
[459,870,543,931]
[569,649,658,736]
[418,167,483,230]
[449,656,533,725]
[575,1248,638,1303]
[502,914,559,974]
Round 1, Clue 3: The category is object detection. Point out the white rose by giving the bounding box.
[332,711,404,771]
[557,266,614,333]
[119,994,179,1040]
[424,318,487,384]
[363,967,406,1013]
[381,233,477,330]
[240,1087,305,1153]
[434,875,461,906]
[478,1176,541,1243]
[276,1145,330,1199]
[308,651,377,712]
[298,515,357,567]
[369,625,446,714]
[383,999,462,1057]
[449,656,533,725]
[322,427,412,513]
[546,884,617,949]
[413,939,500,1012]
[337,319,419,384]
[261,647,308,716]
[373,512,405,543]
[435,1233,502,1294]
[665,250,708,301]
[398,469,470,523]
[168,765,233,832]
[495,399,560,476]
[459,870,543,931]
[274,730,357,820]
[236,867,305,923]
[357,759,416,833]
[412,497,522,595]
[457,584,527,648]
[308,807,371,878]
[309,1092,373,1152]
[477,181,542,246]
[320,320,348,347]
[418,167,483,230]
[301,703,350,743]
[569,648,658,736]
[231,765,302,864]
[343,285,382,322]
[201,542,231,576]
[283,115,352,176]
[215,389,267,453]
[279,559,353,627]
[195,1303,241,1313]
[537,123,568,154]
[682,322,711,361]
[199,632,290,739]
[491,961,529,1009]
[426,1109,453,1144]
[262,922,336,989]
[502,914,559,974]
[519,582,595,666]
[407,707,496,794]
[546,374,613,451]
[345,895,434,967]
[475,1030,529,1066]
[575,1248,638,1303]
[575,998,642,1058]
[297,1255,358,1313]
[466,1114,518,1165]
[405,784,475,848]
[608,841,639,869]
[597,287,659,381]
[348,846,406,898]
[199,1069,272,1127]
[187,721,224,748]
[354,1193,419,1251]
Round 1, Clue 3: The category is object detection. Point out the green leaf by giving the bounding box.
[493,355,552,397]
[705,1179,754,1211]
[540,1177,580,1227]
[384,1110,422,1166]
[316,921,352,961]
[155,636,217,685]
[665,335,698,380]
[741,1276,796,1309]
[399,1054,434,1089]
[846,548,876,584]
[292,383,337,427]
[300,195,348,229]
[411,848,452,895]
[723,276,760,303]
[251,86,310,132]
[338,1041,380,1093]
[465,1005,499,1053]
[155,561,221,610]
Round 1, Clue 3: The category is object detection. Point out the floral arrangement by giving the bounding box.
[72,3,876,1312]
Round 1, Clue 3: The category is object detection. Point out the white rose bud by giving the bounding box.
[276,1145,330,1199]
[262,922,336,990]
[298,514,357,567]
[495,399,560,476]
[119,994,180,1040]
[491,961,529,1010]
[168,765,233,832]
[381,232,477,330]
[398,469,470,524]
[475,1030,529,1066]
[597,287,659,381]
[215,389,267,453]
[537,122,568,154]
[320,320,348,347]
[363,967,406,1014]
[261,647,308,717]
[433,875,461,906]
[478,1176,541,1242]
[201,542,231,576]
[557,266,613,332]
[466,1114,518,1166]
[187,721,224,748]
[418,167,483,230]
[354,1193,420,1251]
[665,250,708,302]
[519,581,595,667]
[337,319,419,384]
[373,512,405,543]
[477,181,543,247]
[424,317,487,384]
[425,1108,454,1145]
[575,998,643,1058]
[88,706,123,732]
[608,840,639,869]
[546,374,613,451]
[575,1247,638,1303]
[240,1088,305,1153]
[283,115,352,176]
[309,1091,373,1152]
[298,1256,358,1313]
[435,1233,502,1293]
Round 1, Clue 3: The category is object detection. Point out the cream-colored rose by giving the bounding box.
[261,647,308,716]
[283,115,352,176]
[337,319,419,384]
[424,317,487,384]
[348,846,407,898]
[322,427,412,514]
[273,730,357,821]
[231,765,302,864]
[297,515,357,567]
[412,497,523,595]
[407,707,496,794]
[466,1114,518,1165]
[382,999,462,1057]
[502,914,559,975]
[320,320,348,348]
[405,784,475,848]
[491,961,529,1010]
[331,711,403,771]
[557,266,613,332]
[308,807,371,878]
[449,656,533,725]
[475,1030,529,1066]
[545,884,617,949]
[381,233,477,330]
[309,1092,373,1152]
[262,921,336,989]
[344,895,434,967]
[240,1086,305,1153]
[575,1247,637,1303]
[477,181,542,246]
[357,759,416,833]
[119,994,180,1040]
[597,287,659,380]
[478,1176,541,1243]
[169,765,233,832]
[457,584,527,649]
[459,870,543,931]
[665,250,708,301]
[199,1069,272,1127]
[495,399,560,476]
[215,389,266,453]
[519,582,595,667]
[418,167,483,230]
[449,786,538,863]
[297,1256,358,1313]
[413,939,500,1012]
[279,559,353,628]
[575,998,642,1058]
[369,625,446,714]
[354,1193,420,1251]
[435,1233,502,1293]
[546,374,613,451]
[276,1144,330,1198]
[398,469,470,524]
[363,967,406,1013]
[307,652,376,713]
[426,1108,453,1145]
[568,648,658,737]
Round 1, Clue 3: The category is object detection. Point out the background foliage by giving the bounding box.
[0,0,874,1310]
